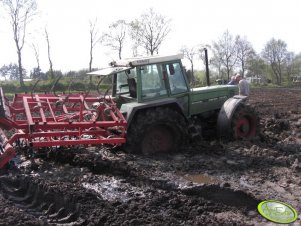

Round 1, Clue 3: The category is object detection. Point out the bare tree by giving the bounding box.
[102,20,127,60]
[284,52,297,83]
[129,20,141,57]
[45,28,54,80]
[247,55,268,78]
[89,18,102,72]
[1,0,37,86]
[292,53,301,79]
[31,43,40,69]
[261,38,289,85]
[212,30,237,80]
[30,42,41,78]
[210,56,223,79]
[180,45,198,85]
[236,36,255,76]
[129,8,171,56]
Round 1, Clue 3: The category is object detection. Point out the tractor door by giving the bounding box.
[136,63,168,102]
[163,62,190,116]
[112,68,138,108]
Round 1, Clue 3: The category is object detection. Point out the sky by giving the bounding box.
[0,0,301,74]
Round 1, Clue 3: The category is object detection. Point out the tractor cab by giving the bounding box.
[89,54,189,108]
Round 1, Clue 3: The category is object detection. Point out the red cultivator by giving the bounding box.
[0,87,126,169]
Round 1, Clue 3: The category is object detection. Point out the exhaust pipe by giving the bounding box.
[204,48,210,86]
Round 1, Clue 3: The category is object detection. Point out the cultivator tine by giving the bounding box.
[0,144,16,169]
[0,128,16,168]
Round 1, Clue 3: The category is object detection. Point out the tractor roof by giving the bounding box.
[110,53,184,67]
[88,53,183,76]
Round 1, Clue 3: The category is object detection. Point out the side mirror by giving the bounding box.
[168,64,175,75]
[140,66,147,72]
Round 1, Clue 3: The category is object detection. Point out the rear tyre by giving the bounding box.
[231,104,258,139]
[126,108,188,155]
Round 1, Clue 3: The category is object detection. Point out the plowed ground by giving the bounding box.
[0,87,301,225]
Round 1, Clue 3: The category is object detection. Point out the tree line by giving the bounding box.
[182,30,301,86]
[1,0,301,87]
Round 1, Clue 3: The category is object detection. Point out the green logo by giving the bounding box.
[258,200,298,224]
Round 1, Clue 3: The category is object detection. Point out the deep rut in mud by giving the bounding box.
[0,149,261,226]
[0,175,84,225]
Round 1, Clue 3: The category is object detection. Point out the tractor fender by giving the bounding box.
[120,98,186,128]
[217,95,248,138]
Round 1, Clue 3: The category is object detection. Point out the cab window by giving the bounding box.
[116,68,136,95]
[140,64,167,100]
[166,62,188,95]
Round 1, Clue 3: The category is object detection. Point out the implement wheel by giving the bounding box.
[126,107,187,155]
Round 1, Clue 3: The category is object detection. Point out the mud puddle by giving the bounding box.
[82,176,146,202]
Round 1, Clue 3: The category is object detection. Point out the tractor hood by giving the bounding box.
[87,66,131,76]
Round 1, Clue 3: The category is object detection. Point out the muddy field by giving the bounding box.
[0,87,301,225]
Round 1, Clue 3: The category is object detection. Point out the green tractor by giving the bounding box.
[89,51,258,154]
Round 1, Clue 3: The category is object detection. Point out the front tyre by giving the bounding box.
[126,108,187,155]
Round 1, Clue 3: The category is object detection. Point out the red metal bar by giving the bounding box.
[31,138,126,147]
[34,94,47,123]
[0,128,16,168]
[23,96,34,126]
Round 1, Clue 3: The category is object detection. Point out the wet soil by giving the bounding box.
[1,87,301,225]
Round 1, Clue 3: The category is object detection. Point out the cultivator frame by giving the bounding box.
[0,87,126,168]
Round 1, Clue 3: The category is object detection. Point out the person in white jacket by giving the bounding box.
[235,74,250,96]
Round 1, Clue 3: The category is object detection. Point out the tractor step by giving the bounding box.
[188,124,202,141]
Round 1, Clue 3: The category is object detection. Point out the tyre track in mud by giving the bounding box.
[0,135,293,225]
[0,175,84,225]
[49,146,261,210]
[0,146,261,225]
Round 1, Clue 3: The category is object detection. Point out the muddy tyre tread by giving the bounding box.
[126,107,188,154]
[231,104,259,139]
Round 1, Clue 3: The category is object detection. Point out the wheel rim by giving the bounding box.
[141,125,174,155]
[235,115,256,138]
